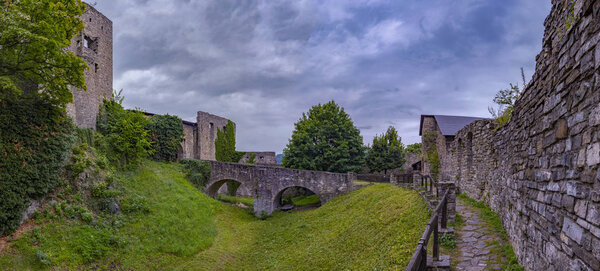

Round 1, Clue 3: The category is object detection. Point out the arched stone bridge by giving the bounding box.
[204,161,355,215]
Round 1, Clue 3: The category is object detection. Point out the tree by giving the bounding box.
[488,68,526,127]
[147,114,184,162]
[365,126,405,173]
[283,101,364,173]
[405,143,422,154]
[0,0,87,107]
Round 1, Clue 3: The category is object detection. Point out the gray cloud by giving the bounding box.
[93,0,551,153]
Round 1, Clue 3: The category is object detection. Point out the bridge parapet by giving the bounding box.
[204,160,355,216]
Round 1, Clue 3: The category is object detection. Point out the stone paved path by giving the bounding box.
[455,200,504,271]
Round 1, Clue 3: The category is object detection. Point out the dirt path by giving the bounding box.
[454,200,504,270]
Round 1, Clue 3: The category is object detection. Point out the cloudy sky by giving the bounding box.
[93,0,552,154]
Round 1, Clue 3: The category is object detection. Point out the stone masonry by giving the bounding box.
[205,160,355,215]
[440,1,600,270]
[66,4,113,129]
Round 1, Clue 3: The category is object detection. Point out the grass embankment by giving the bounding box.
[217,194,321,207]
[0,161,430,270]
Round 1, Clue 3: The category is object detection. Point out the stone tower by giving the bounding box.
[66,4,113,129]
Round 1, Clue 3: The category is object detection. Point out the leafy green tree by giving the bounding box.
[147,114,184,162]
[96,91,153,169]
[405,143,422,154]
[283,101,364,173]
[488,68,526,127]
[365,126,405,173]
[0,0,87,107]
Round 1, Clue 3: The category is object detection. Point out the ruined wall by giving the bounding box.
[421,116,454,179]
[239,152,277,165]
[196,111,232,160]
[448,1,600,270]
[66,4,113,129]
[179,122,197,159]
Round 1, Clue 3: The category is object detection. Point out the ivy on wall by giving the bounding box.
[423,131,440,177]
[147,114,184,162]
[214,120,245,163]
[0,96,74,235]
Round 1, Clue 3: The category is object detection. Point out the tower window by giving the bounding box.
[95,63,99,73]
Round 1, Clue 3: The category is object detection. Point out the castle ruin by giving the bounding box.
[68,4,275,163]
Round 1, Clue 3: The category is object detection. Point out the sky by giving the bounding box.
[92,0,552,154]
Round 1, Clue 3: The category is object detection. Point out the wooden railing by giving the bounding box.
[405,186,450,271]
[416,173,438,198]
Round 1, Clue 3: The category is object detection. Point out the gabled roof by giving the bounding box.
[419,115,487,136]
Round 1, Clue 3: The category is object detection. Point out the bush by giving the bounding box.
[0,96,74,235]
[147,114,184,162]
[180,159,211,189]
[96,99,153,169]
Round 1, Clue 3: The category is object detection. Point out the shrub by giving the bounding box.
[147,114,184,162]
[0,96,74,235]
[180,159,211,189]
[96,98,153,169]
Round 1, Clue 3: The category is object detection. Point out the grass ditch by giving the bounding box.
[0,162,430,270]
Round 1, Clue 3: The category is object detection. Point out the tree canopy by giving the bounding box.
[283,101,364,173]
[405,143,422,154]
[0,0,87,106]
[365,126,405,173]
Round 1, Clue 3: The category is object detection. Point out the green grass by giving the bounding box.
[218,194,254,207]
[0,162,430,270]
[457,193,523,271]
[353,180,372,185]
[0,161,219,270]
[291,194,321,206]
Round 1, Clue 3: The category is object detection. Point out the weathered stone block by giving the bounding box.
[562,218,585,245]
[590,105,600,126]
[587,143,600,166]
[576,200,589,218]
[567,181,590,198]
[563,195,575,211]
[555,119,569,139]
[587,203,600,226]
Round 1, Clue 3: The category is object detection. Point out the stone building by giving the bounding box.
[419,115,486,178]
[66,4,113,129]
[426,1,600,269]
[239,152,277,165]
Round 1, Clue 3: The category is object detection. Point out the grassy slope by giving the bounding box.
[0,162,430,270]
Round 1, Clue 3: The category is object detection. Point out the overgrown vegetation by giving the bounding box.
[180,159,211,189]
[488,68,526,128]
[405,143,422,154]
[283,100,365,173]
[1,164,430,270]
[423,132,440,176]
[458,193,523,270]
[215,120,245,163]
[96,92,153,169]
[147,114,184,162]
[0,0,87,107]
[365,126,405,173]
[0,96,74,235]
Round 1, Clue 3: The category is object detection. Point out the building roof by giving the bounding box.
[419,115,487,136]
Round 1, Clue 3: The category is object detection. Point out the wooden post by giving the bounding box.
[420,244,427,270]
[433,215,439,260]
[441,196,447,229]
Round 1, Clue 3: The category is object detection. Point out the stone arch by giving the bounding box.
[272,185,324,210]
[206,178,245,198]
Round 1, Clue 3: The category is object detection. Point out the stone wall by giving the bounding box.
[205,161,354,215]
[446,1,600,269]
[239,152,277,165]
[66,4,113,129]
[196,111,232,160]
[179,122,197,159]
[421,116,454,179]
